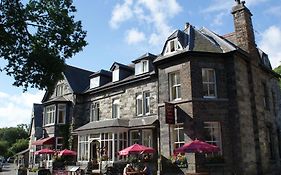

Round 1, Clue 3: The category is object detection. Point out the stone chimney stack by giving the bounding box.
[232,0,257,56]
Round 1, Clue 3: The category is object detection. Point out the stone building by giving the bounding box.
[28,1,281,174]
[31,65,93,152]
[154,1,281,175]
[28,103,43,167]
[74,53,159,172]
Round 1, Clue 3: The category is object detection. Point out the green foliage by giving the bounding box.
[8,138,29,155]
[0,125,29,157]
[0,0,87,91]
[274,65,281,88]
[0,127,29,145]
[0,140,9,156]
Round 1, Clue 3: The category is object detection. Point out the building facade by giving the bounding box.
[29,1,281,174]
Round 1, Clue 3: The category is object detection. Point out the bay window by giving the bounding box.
[57,104,66,124]
[169,72,181,101]
[202,68,217,98]
[44,105,55,125]
[78,135,89,161]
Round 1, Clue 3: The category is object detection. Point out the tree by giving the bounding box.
[0,126,29,146]
[8,139,29,155]
[0,140,9,156]
[0,0,87,91]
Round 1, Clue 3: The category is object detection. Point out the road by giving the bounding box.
[0,163,18,175]
[0,163,37,175]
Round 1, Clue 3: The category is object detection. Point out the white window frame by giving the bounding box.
[164,38,183,55]
[78,135,89,162]
[56,137,63,150]
[90,102,99,122]
[135,60,149,75]
[142,129,153,147]
[136,93,143,116]
[44,105,55,125]
[112,69,119,82]
[112,99,120,118]
[130,130,141,145]
[173,124,185,150]
[56,84,65,96]
[202,68,217,98]
[204,121,222,154]
[169,72,181,101]
[90,77,100,89]
[57,104,66,124]
[136,91,150,116]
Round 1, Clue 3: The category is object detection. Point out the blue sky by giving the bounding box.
[1,0,281,127]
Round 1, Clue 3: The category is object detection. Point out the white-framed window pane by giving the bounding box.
[57,104,66,124]
[56,84,65,96]
[112,69,119,82]
[173,124,185,149]
[144,92,150,114]
[204,122,222,153]
[90,102,99,122]
[44,105,55,125]
[170,40,175,52]
[78,135,89,161]
[202,68,217,98]
[56,137,63,150]
[112,99,120,118]
[90,77,100,89]
[143,60,148,73]
[142,130,152,147]
[135,63,142,75]
[136,94,143,116]
[170,72,181,101]
[130,130,140,145]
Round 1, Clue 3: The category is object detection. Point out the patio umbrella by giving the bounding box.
[174,139,220,154]
[58,149,77,156]
[34,148,55,155]
[119,144,155,156]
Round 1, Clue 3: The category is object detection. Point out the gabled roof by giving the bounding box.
[110,62,134,71]
[132,52,157,63]
[63,65,94,93]
[89,69,112,78]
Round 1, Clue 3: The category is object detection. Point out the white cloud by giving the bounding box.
[109,0,133,29]
[259,26,281,68]
[110,0,182,47]
[126,28,146,44]
[0,90,44,128]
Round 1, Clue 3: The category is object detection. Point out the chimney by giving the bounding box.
[232,0,257,56]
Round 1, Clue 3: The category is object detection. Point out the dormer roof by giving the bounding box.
[110,62,134,72]
[89,69,112,78]
[132,52,157,63]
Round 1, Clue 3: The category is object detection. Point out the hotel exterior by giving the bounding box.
[29,1,281,174]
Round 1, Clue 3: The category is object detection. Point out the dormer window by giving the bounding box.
[112,69,119,82]
[135,60,149,75]
[90,76,100,89]
[164,38,183,55]
[56,84,65,96]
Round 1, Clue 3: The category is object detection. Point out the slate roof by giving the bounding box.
[64,65,94,93]
[89,69,112,78]
[110,62,134,71]
[154,23,273,72]
[132,52,157,63]
[33,103,43,128]
[75,116,158,132]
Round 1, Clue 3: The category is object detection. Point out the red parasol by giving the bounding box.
[118,144,155,156]
[58,149,77,156]
[34,148,55,155]
[174,139,220,154]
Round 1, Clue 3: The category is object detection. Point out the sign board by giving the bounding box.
[165,102,175,124]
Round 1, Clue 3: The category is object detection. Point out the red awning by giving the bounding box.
[32,137,55,145]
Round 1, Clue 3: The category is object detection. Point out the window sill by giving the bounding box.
[44,124,55,127]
